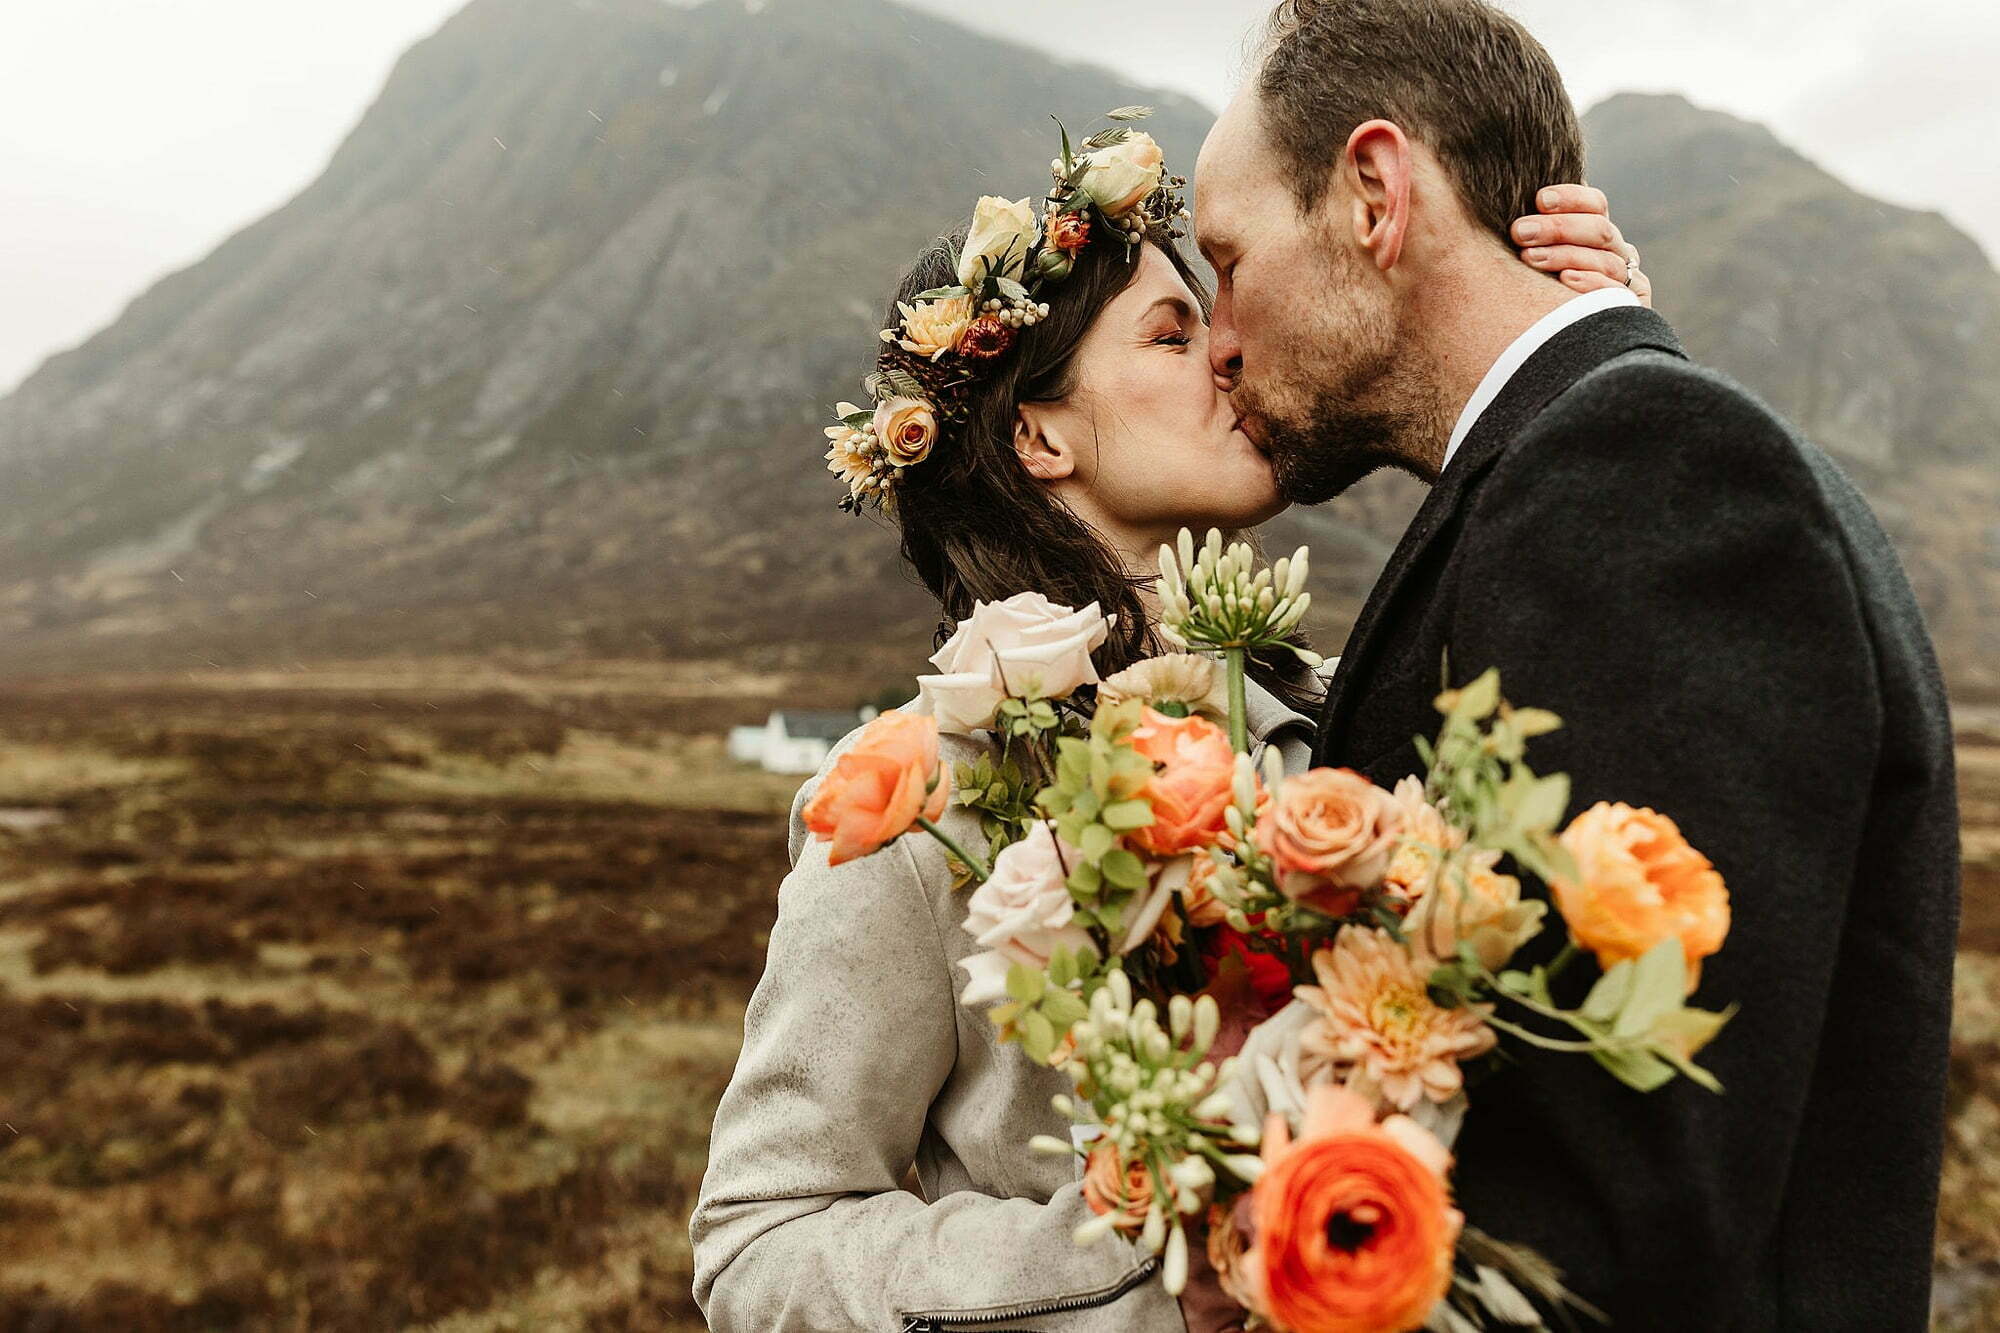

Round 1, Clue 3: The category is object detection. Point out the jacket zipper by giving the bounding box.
[899,1253,1163,1331]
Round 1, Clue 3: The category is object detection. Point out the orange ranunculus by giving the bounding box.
[1081,1141,1155,1236]
[800,711,949,866]
[1241,1084,1459,1333]
[1127,707,1238,856]
[1554,802,1730,994]
[1255,768,1404,919]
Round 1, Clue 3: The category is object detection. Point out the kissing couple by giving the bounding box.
[692,0,1960,1329]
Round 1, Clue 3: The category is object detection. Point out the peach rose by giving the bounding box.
[1381,775,1462,905]
[1404,848,1544,973]
[1082,1141,1156,1236]
[1240,1084,1460,1333]
[801,711,949,866]
[1128,708,1238,856]
[1255,768,1404,918]
[1077,132,1166,217]
[1554,802,1731,994]
[871,396,938,467]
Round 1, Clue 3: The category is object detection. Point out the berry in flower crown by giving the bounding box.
[825,107,1190,514]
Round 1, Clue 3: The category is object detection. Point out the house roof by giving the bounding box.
[774,710,861,741]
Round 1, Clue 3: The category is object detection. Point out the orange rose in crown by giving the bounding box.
[1554,801,1730,993]
[801,711,950,866]
[1255,768,1405,919]
[1127,708,1239,856]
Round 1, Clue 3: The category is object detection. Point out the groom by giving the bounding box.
[1194,0,1960,1328]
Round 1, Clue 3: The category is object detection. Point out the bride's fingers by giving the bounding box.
[1512,211,1622,252]
[1521,243,1628,281]
[1560,264,1654,308]
[1533,183,1608,216]
[1558,268,1624,293]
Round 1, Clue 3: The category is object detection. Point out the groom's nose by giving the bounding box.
[1210,338,1242,392]
[1208,304,1242,388]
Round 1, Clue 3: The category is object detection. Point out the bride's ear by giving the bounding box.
[1013,405,1075,482]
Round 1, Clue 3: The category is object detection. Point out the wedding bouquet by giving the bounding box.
[801,529,1735,1332]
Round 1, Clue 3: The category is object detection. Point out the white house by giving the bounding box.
[727,708,873,775]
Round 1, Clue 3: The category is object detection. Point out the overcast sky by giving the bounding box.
[3,0,1996,395]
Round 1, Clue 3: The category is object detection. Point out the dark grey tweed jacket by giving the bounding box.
[1314,304,1961,1332]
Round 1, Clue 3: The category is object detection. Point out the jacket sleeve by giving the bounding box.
[688,741,1182,1331]
[1441,358,1883,1323]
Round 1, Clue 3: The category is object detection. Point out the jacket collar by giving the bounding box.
[1313,305,1685,763]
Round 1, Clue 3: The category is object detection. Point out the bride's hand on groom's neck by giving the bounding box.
[1510,183,1651,307]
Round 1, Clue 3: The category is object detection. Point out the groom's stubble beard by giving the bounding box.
[1236,246,1449,507]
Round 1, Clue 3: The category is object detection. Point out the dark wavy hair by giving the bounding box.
[879,225,1323,715]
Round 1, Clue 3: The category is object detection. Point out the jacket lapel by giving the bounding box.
[1313,306,1685,763]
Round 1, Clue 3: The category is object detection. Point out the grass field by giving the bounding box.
[0,664,1994,1330]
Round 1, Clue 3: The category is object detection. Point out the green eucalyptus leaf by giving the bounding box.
[1079,823,1117,864]
[1611,939,1689,1040]
[1022,1009,1057,1063]
[1101,800,1155,832]
[1515,773,1572,836]
[1101,850,1147,890]
[1042,988,1088,1030]
[1006,963,1046,1005]
[1592,1045,1675,1092]
[1580,956,1638,1024]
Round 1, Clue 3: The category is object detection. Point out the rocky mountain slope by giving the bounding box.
[0,0,1993,695]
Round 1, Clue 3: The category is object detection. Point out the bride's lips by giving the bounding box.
[1233,414,1271,458]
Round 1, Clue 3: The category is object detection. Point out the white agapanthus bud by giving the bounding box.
[1163,1221,1189,1296]
[1156,526,1325,664]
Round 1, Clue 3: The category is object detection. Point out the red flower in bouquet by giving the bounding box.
[801,711,950,866]
[1240,1084,1460,1333]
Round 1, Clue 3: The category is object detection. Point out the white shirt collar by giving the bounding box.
[1441,284,1642,475]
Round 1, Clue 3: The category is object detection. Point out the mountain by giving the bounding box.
[0,1,1994,697]
[0,0,1212,677]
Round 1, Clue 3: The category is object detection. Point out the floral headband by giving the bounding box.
[825,107,1189,514]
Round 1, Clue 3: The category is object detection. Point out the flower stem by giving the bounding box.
[916,817,991,883]
[1225,647,1248,754]
[1546,942,1581,983]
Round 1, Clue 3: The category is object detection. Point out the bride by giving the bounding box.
[689,117,1648,1332]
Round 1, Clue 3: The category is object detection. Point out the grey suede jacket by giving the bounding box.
[689,675,1319,1332]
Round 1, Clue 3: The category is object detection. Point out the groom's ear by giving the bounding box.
[1013,406,1075,482]
[1342,119,1413,273]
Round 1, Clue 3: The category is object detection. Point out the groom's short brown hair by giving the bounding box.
[1257,0,1584,243]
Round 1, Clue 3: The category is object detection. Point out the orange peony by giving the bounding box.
[1255,768,1404,919]
[1241,1084,1460,1333]
[1128,708,1238,856]
[1554,802,1730,994]
[1081,1141,1155,1236]
[801,711,950,866]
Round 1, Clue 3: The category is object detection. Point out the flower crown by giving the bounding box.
[825,107,1189,514]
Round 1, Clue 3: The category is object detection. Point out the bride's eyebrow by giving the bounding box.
[1136,296,1196,328]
